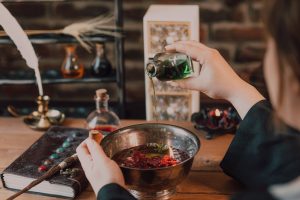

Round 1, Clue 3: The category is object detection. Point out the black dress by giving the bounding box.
[97,100,300,200]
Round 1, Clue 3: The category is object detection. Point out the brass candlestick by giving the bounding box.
[23,95,65,131]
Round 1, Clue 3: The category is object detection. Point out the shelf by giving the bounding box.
[0,33,116,45]
[0,68,117,85]
[0,76,116,85]
[0,99,124,118]
[0,0,126,117]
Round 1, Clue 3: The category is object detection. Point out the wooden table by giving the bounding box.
[0,117,242,200]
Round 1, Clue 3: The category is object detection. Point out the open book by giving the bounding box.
[1,126,89,198]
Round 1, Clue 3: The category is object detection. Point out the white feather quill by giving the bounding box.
[0,3,43,95]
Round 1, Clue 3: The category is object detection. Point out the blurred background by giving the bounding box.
[0,0,267,119]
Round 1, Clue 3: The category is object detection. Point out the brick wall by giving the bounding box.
[0,0,266,118]
[122,0,266,104]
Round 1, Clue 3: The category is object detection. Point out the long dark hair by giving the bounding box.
[264,0,300,103]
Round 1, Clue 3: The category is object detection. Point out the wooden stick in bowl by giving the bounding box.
[89,130,102,143]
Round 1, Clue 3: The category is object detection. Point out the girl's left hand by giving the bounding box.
[76,135,125,194]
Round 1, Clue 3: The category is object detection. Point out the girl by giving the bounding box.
[76,0,300,199]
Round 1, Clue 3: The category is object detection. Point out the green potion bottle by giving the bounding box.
[146,52,194,81]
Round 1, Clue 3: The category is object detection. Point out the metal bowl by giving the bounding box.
[101,123,200,200]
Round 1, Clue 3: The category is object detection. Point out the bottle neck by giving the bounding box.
[95,98,108,112]
[96,44,105,58]
[146,62,158,78]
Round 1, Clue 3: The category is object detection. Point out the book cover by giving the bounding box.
[1,126,89,199]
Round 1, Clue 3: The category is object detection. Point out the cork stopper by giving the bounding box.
[95,89,109,100]
[95,43,105,56]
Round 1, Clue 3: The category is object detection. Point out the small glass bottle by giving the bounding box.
[61,45,84,79]
[91,43,112,77]
[146,52,194,81]
[86,89,120,135]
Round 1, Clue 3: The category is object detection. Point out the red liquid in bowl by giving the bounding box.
[112,144,190,169]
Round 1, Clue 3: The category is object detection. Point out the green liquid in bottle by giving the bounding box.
[156,59,193,81]
[146,53,194,121]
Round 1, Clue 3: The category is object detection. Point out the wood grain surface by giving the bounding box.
[0,117,240,200]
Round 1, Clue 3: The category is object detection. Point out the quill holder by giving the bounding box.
[23,95,65,131]
[0,3,60,131]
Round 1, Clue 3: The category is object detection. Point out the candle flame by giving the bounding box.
[215,109,221,117]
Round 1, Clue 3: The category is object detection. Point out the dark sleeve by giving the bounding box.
[220,100,300,188]
[97,183,137,200]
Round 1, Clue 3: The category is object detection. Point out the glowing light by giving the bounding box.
[215,109,221,117]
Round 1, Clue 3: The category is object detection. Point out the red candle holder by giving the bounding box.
[191,107,240,139]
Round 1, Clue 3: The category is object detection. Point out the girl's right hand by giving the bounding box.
[165,41,265,118]
[165,41,244,100]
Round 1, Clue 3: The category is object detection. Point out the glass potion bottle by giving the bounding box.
[146,52,194,81]
[86,89,120,135]
[61,45,84,79]
[91,43,112,77]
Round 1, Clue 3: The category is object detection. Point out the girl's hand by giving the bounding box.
[166,41,243,100]
[76,135,125,194]
[166,41,265,118]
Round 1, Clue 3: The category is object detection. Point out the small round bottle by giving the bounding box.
[146,52,194,81]
[90,43,112,77]
[61,45,84,79]
[86,89,120,135]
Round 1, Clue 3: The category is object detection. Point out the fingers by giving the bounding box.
[76,140,93,170]
[165,41,206,64]
[177,40,207,49]
[77,137,109,168]
[166,40,206,49]
[86,138,109,164]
